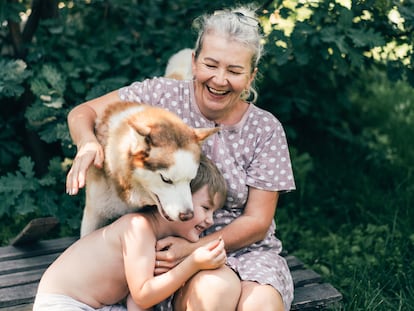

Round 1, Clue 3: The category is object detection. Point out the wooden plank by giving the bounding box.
[291,268,322,287]
[0,283,37,308]
[0,237,77,262]
[291,283,343,310]
[0,253,59,276]
[0,268,45,289]
[285,255,304,270]
[0,304,32,311]
[10,218,59,246]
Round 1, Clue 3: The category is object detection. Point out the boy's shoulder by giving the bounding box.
[116,212,156,234]
[118,212,149,223]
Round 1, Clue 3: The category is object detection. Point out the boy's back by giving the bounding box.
[37,214,155,308]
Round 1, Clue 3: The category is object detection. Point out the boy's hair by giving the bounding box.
[190,154,227,207]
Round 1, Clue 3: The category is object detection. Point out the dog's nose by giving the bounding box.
[179,211,194,221]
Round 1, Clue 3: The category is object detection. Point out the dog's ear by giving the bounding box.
[194,127,219,143]
[128,120,151,136]
[128,122,151,155]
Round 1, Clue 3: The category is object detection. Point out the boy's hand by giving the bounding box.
[191,238,226,270]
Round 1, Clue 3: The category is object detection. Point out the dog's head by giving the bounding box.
[128,148,202,222]
[105,104,218,221]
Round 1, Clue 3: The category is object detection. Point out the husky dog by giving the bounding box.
[165,48,193,80]
[81,101,218,237]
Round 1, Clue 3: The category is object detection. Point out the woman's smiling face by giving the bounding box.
[192,33,257,122]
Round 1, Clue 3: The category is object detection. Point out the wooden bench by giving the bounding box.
[0,218,342,310]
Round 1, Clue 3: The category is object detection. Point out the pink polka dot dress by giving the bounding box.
[119,77,296,311]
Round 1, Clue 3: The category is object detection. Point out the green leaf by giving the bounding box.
[18,157,35,179]
[319,26,338,44]
[347,28,385,48]
[24,100,57,130]
[334,36,349,54]
[348,49,364,68]
[39,124,60,143]
[0,60,32,99]
[39,175,57,187]
[18,193,37,214]
[30,65,66,111]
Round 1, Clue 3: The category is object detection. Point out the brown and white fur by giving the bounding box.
[165,48,194,80]
[81,101,218,237]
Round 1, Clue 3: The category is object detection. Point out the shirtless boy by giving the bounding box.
[33,155,227,311]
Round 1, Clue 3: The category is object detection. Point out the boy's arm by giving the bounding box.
[124,232,225,310]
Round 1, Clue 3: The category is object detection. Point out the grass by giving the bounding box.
[277,68,414,310]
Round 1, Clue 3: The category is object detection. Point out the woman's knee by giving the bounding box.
[237,281,285,311]
[174,266,241,311]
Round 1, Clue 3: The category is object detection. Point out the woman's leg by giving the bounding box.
[174,266,241,311]
[237,281,284,311]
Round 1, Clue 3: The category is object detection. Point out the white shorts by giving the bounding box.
[33,293,127,311]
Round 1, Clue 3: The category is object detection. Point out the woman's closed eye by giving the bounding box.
[205,65,243,76]
[229,70,243,75]
[204,63,217,69]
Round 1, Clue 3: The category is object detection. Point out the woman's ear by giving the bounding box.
[247,67,258,88]
[191,52,197,79]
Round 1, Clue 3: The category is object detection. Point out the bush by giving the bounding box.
[277,68,414,310]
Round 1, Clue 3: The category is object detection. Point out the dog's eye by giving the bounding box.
[160,174,173,184]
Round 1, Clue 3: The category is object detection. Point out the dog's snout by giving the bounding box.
[179,211,194,221]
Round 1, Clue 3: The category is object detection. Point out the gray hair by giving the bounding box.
[192,6,263,103]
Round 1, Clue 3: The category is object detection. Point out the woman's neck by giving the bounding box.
[201,100,249,126]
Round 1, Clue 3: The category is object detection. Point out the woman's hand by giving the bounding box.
[155,237,194,275]
[66,140,105,195]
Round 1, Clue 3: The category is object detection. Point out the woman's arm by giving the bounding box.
[216,188,279,252]
[66,90,120,195]
[156,188,278,267]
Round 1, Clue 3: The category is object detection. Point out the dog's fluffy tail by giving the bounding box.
[165,48,193,80]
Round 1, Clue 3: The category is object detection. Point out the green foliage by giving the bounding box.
[277,67,414,310]
[0,156,82,244]
[26,64,70,144]
[0,1,25,23]
[258,0,400,141]
[348,67,414,170]
[0,59,32,99]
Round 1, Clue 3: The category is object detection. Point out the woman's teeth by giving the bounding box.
[207,86,228,95]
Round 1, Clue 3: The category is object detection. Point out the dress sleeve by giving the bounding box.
[246,115,296,192]
[118,77,171,105]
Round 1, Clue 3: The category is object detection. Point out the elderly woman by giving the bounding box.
[66,5,295,311]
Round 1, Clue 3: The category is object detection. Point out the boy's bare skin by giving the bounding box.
[36,185,226,310]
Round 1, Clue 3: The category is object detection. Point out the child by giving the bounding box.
[33,155,227,311]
